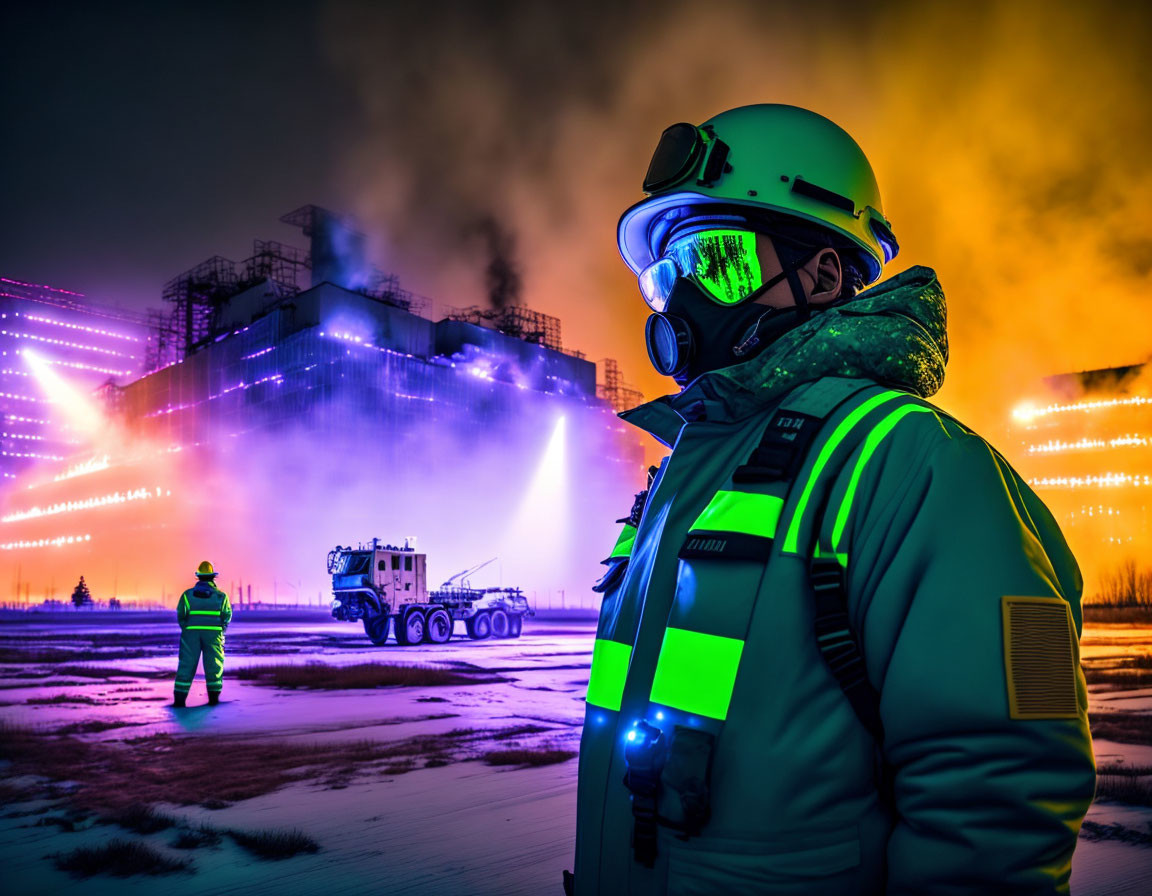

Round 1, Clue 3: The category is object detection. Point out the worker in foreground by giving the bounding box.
[570,104,1095,895]
[173,560,232,707]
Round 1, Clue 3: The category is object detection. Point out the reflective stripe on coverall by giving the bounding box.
[175,582,232,695]
[573,266,1095,896]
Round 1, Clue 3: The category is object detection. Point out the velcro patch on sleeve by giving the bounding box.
[1001,596,1079,720]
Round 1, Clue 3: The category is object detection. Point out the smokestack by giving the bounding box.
[280,205,370,291]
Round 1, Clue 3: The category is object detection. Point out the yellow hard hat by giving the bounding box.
[196,560,217,577]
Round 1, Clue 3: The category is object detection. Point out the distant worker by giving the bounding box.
[173,560,232,707]
[570,104,1095,894]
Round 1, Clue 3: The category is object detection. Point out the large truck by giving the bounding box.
[328,539,533,646]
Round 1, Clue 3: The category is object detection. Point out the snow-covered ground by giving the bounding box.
[1,614,1150,894]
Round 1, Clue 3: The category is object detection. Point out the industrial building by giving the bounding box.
[1009,362,1151,586]
[1,208,644,607]
[0,277,149,484]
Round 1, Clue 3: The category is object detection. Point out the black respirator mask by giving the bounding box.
[642,242,821,387]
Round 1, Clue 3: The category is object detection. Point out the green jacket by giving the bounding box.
[574,266,1094,895]
[177,581,232,633]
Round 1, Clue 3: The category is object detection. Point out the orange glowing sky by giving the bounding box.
[324,0,1152,445]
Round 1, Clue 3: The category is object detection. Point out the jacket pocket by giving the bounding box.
[666,824,861,896]
[593,556,629,594]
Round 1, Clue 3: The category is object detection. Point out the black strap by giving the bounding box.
[623,765,660,867]
[810,555,894,808]
[810,556,884,743]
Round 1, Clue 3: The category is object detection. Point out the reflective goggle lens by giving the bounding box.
[638,229,764,311]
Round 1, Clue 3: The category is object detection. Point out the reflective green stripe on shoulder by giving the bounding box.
[689,490,785,539]
[609,524,637,560]
[586,638,632,711]
[782,389,906,553]
[829,402,937,559]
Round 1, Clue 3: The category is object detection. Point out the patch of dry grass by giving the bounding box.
[0,646,156,664]
[57,720,144,735]
[1082,605,1152,625]
[1095,764,1152,806]
[26,693,99,705]
[482,747,577,767]
[54,839,191,877]
[0,721,545,811]
[1090,712,1152,745]
[1079,820,1152,846]
[105,805,178,834]
[233,661,497,689]
[1083,653,1152,690]
[171,825,223,850]
[227,827,319,860]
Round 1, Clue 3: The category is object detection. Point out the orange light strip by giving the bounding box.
[1030,473,1152,488]
[1027,435,1150,454]
[1,487,165,523]
[1,534,92,550]
[1013,395,1151,423]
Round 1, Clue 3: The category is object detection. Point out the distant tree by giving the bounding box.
[70,576,93,609]
[109,597,121,611]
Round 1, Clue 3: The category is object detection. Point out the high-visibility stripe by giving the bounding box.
[188,609,223,615]
[586,638,632,711]
[813,543,849,566]
[649,627,744,720]
[610,524,637,560]
[689,490,784,538]
[830,404,935,556]
[782,391,904,553]
[187,625,223,631]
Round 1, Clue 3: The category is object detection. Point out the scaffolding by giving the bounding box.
[241,240,310,292]
[161,256,240,356]
[364,269,426,316]
[143,307,180,373]
[445,304,563,352]
[597,358,644,413]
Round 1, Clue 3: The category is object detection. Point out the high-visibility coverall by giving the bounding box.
[573,266,1095,895]
[175,580,232,699]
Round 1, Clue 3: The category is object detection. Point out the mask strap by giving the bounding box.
[738,245,822,308]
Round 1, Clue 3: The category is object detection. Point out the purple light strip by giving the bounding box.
[0,276,85,296]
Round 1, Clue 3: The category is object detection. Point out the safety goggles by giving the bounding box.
[638,228,771,312]
[643,122,730,193]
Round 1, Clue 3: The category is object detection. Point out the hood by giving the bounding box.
[622,265,947,442]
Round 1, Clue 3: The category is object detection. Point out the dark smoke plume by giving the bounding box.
[476,216,521,310]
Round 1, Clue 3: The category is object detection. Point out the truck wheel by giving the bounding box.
[490,609,510,638]
[363,612,390,646]
[425,609,452,644]
[396,608,425,646]
[466,611,491,640]
[508,615,523,638]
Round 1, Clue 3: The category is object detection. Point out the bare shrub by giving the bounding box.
[1094,559,1152,607]
[54,839,191,877]
[170,825,223,850]
[483,747,577,767]
[227,827,319,860]
[105,805,177,834]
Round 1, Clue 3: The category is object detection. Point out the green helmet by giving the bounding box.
[618,104,898,285]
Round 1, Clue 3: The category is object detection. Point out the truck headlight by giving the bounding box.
[331,599,342,609]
